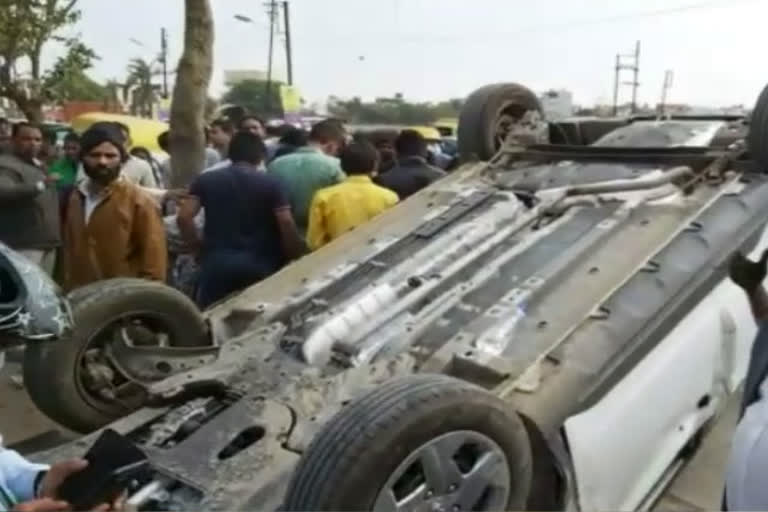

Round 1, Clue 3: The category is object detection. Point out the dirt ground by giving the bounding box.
[0,359,736,510]
[0,362,60,446]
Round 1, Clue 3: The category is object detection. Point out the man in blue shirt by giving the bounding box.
[178,131,305,308]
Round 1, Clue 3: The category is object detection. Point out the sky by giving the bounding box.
[40,0,768,108]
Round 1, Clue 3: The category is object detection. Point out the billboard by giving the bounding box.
[280,85,302,124]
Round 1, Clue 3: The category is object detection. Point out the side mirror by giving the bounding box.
[0,243,72,348]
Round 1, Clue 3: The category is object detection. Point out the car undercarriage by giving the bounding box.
[5,82,768,511]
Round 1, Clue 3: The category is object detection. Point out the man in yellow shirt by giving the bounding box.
[307,141,398,250]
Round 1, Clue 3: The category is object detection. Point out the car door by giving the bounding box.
[561,229,768,511]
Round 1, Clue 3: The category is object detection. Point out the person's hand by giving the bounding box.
[38,459,88,499]
[91,492,126,512]
[12,498,69,512]
[729,250,768,295]
[44,173,60,185]
[164,189,190,202]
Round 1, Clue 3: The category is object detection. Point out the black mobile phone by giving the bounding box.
[57,429,148,510]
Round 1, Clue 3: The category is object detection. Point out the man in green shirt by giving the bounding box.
[267,120,346,235]
[47,132,79,189]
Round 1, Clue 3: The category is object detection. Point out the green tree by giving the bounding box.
[42,40,106,103]
[327,94,457,125]
[126,57,158,117]
[221,79,283,118]
[0,0,93,122]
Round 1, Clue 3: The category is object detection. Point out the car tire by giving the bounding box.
[748,83,768,172]
[282,374,532,512]
[24,278,209,433]
[458,83,543,162]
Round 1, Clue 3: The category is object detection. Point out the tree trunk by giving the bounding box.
[169,0,214,188]
[15,96,44,123]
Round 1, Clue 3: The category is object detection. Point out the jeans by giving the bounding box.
[197,250,276,309]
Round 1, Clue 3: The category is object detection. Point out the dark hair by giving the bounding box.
[309,119,345,144]
[114,122,130,137]
[210,117,235,134]
[395,129,427,157]
[279,127,308,147]
[340,141,379,176]
[89,122,127,144]
[228,130,266,165]
[11,122,41,138]
[41,128,57,145]
[239,115,265,129]
[130,146,152,161]
[157,130,170,152]
[63,132,80,144]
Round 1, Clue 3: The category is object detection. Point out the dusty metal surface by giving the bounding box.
[29,119,768,510]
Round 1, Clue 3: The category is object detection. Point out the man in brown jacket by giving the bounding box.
[63,126,167,291]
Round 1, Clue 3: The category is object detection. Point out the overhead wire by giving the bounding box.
[293,0,762,45]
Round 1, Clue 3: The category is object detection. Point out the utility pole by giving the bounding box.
[282,1,293,86]
[160,27,169,99]
[612,54,620,117]
[265,0,278,113]
[630,40,640,113]
[611,40,641,116]
[659,70,674,116]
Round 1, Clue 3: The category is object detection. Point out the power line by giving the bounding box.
[298,0,760,45]
[500,0,760,37]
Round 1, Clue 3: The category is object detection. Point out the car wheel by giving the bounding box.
[748,83,768,172]
[458,83,543,162]
[282,374,532,512]
[24,278,211,433]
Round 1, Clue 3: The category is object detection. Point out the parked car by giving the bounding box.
[10,80,768,511]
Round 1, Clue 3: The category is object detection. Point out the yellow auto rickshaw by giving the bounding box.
[70,113,169,155]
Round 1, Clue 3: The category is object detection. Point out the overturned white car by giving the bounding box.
[6,81,768,511]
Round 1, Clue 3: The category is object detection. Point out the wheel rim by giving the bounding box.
[73,310,177,414]
[491,102,544,154]
[373,430,511,512]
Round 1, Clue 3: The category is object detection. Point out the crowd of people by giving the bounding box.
[0,115,448,309]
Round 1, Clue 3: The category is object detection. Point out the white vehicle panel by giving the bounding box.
[564,226,768,511]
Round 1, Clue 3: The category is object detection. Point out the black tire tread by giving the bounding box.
[283,374,532,511]
[458,82,542,162]
[749,83,768,172]
[24,279,208,433]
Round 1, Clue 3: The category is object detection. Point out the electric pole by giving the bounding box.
[265,0,278,113]
[160,27,169,99]
[659,70,674,116]
[611,40,641,116]
[282,1,293,86]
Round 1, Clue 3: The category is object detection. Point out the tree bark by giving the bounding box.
[17,97,44,123]
[169,0,214,188]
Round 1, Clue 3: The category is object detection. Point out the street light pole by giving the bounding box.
[282,1,293,86]
[160,28,169,99]
[265,0,277,113]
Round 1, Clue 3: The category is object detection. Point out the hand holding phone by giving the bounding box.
[55,429,148,511]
